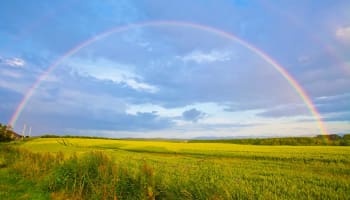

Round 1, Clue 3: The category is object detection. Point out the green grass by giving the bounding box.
[1,138,350,199]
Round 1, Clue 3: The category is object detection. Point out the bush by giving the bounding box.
[0,123,15,142]
[48,152,162,200]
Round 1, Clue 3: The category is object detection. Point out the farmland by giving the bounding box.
[1,138,350,199]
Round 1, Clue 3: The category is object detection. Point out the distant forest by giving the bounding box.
[189,134,350,146]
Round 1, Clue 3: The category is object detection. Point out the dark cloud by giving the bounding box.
[17,110,174,135]
[254,94,350,121]
[223,100,281,112]
[315,94,350,114]
[256,104,309,118]
[323,112,350,122]
[182,108,206,122]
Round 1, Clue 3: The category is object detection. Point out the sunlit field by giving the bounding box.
[1,138,349,199]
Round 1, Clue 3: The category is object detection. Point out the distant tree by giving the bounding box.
[343,134,350,140]
[328,134,341,141]
[316,135,324,139]
[0,123,18,142]
[0,123,10,141]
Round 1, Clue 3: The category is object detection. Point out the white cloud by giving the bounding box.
[336,26,350,43]
[66,58,158,93]
[0,57,26,67]
[178,49,232,64]
[315,93,350,101]
[138,41,153,52]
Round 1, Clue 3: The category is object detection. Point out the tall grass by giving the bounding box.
[0,145,164,199]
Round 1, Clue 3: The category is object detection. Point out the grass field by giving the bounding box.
[1,138,350,199]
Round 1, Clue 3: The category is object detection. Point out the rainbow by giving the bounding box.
[9,20,329,142]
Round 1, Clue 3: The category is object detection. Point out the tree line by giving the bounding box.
[189,134,350,146]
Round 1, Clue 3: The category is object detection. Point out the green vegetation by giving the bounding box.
[1,138,350,199]
[190,134,350,146]
[0,123,20,142]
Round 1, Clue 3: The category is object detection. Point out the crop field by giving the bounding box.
[1,138,350,199]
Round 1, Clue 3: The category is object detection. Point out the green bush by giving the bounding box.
[0,123,15,142]
[48,152,163,200]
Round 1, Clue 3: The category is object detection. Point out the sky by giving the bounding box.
[0,0,349,138]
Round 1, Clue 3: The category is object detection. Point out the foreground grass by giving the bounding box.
[1,138,350,199]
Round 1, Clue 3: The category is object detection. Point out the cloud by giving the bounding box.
[66,58,159,93]
[299,65,350,98]
[182,108,206,122]
[26,87,128,116]
[19,110,175,134]
[123,79,158,93]
[322,112,350,122]
[0,57,25,67]
[16,86,175,134]
[314,93,350,115]
[336,26,350,44]
[256,93,350,120]
[256,104,309,118]
[178,50,231,64]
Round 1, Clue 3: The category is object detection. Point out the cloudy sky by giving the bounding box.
[0,0,349,138]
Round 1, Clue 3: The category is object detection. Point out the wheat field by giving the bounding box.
[1,138,349,199]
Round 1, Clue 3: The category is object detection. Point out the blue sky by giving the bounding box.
[0,0,349,138]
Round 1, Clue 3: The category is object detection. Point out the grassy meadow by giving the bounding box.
[0,138,350,199]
